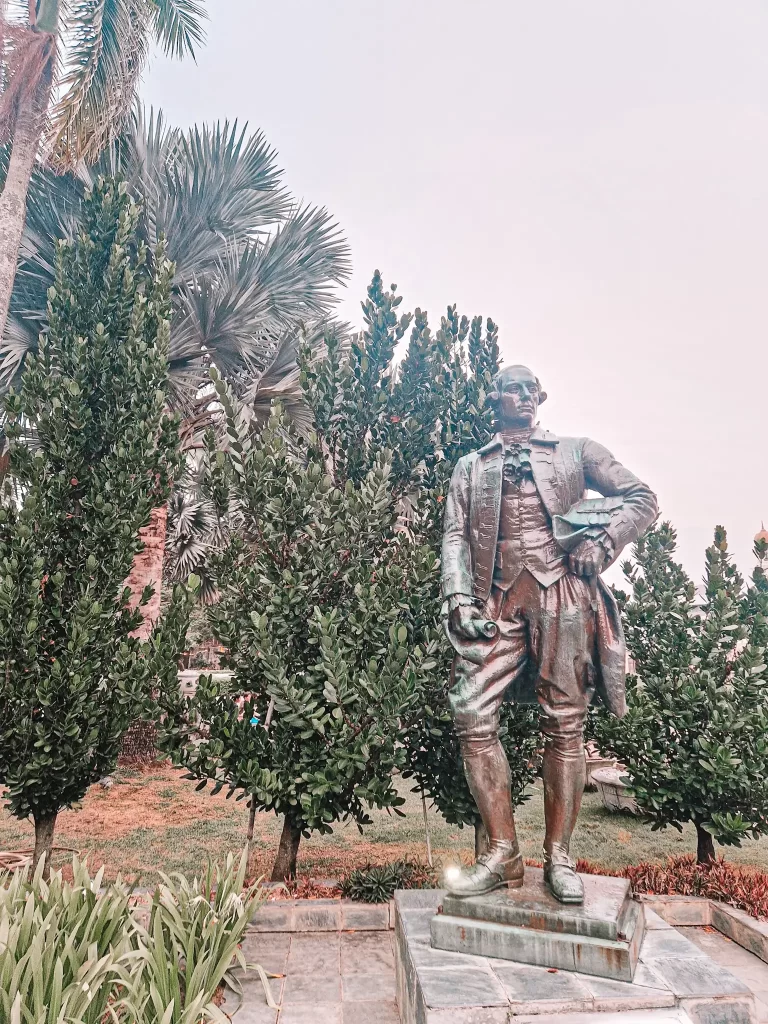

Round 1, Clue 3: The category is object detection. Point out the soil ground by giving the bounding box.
[4,762,768,883]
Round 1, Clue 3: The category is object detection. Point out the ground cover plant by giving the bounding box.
[340,860,435,903]
[0,850,264,1024]
[0,179,191,869]
[595,523,768,863]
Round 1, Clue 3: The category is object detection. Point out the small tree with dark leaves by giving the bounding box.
[160,391,441,880]
[303,273,540,851]
[594,522,768,864]
[0,179,191,871]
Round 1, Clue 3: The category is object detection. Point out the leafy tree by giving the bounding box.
[0,0,207,344]
[302,274,541,851]
[0,178,192,870]
[162,273,540,876]
[159,391,440,880]
[594,522,768,863]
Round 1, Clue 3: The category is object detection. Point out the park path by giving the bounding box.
[228,923,768,1023]
[681,925,768,1022]
[228,928,398,1023]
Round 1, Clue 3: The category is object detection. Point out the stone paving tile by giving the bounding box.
[492,961,592,1014]
[683,927,764,968]
[282,971,342,1004]
[341,1001,399,1023]
[640,927,709,960]
[341,971,397,1001]
[754,991,768,1023]
[340,930,395,973]
[280,1005,342,1024]
[241,932,292,975]
[649,955,751,998]
[286,932,341,973]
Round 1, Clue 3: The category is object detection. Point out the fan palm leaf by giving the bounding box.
[4,109,351,400]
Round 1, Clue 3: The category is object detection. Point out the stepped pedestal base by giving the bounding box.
[431,867,644,982]
[395,883,756,1024]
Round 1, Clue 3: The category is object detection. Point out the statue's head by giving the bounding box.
[488,365,547,429]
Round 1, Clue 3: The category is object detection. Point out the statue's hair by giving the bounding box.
[487,365,547,405]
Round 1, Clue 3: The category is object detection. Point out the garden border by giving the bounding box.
[250,892,768,966]
[642,894,768,965]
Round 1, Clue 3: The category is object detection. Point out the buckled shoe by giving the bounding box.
[445,841,524,898]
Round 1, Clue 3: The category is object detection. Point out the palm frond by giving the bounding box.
[149,0,206,59]
[48,0,152,168]
[253,204,351,317]
[160,121,291,275]
[0,22,55,143]
[240,318,350,437]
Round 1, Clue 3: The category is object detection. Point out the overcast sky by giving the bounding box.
[143,0,768,586]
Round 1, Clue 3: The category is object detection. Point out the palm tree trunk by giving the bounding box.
[127,505,168,639]
[33,810,57,878]
[0,44,53,341]
[121,505,168,759]
[270,814,302,881]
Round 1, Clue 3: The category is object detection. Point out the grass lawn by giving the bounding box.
[3,762,768,884]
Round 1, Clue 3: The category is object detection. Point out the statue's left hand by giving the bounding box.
[569,537,609,577]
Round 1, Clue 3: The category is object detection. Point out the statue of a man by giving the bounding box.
[442,365,657,903]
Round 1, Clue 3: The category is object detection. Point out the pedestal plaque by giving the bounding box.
[430,868,645,982]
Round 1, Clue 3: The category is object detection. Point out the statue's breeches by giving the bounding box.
[449,569,597,748]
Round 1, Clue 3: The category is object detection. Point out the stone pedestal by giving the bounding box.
[431,867,644,982]
[395,888,756,1024]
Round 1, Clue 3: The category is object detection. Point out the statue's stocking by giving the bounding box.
[542,729,586,865]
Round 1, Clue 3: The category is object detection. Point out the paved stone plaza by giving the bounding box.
[224,912,768,1024]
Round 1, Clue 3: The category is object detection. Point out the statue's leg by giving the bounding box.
[532,574,597,904]
[446,587,528,897]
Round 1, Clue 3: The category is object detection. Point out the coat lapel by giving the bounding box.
[473,437,503,598]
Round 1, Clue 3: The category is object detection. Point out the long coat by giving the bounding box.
[441,427,658,716]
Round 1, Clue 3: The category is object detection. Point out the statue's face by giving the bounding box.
[494,368,541,428]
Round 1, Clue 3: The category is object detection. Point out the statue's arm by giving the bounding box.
[441,457,474,602]
[581,440,658,560]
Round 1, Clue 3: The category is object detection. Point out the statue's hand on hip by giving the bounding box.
[568,537,610,577]
[449,603,494,641]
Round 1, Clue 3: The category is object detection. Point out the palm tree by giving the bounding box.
[6,108,351,630]
[0,0,207,343]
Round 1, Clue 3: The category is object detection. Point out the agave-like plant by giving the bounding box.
[0,850,269,1024]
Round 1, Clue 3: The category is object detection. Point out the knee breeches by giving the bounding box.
[449,570,597,751]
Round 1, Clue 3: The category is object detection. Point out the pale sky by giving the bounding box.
[143,0,768,587]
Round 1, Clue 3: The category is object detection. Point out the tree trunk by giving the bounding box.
[126,505,168,639]
[696,823,716,865]
[121,505,168,760]
[33,811,57,878]
[270,814,302,881]
[474,820,489,858]
[0,43,53,342]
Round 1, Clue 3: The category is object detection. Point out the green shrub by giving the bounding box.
[594,524,768,863]
[340,860,436,903]
[0,851,267,1023]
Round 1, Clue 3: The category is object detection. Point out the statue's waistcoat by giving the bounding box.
[494,470,567,590]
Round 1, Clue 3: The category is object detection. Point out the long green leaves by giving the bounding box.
[0,851,266,1024]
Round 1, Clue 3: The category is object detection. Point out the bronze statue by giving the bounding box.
[441,365,657,903]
